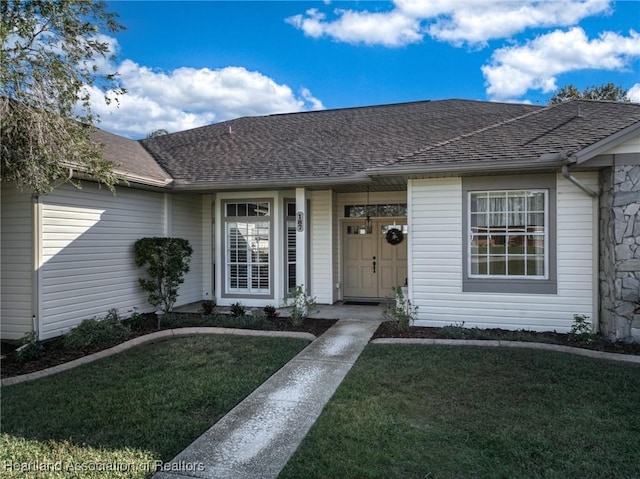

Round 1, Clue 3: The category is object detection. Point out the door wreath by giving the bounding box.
[385,228,404,245]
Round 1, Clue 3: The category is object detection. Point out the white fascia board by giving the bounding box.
[573,122,640,164]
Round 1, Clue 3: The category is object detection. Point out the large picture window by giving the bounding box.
[469,190,547,278]
[224,202,271,296]
[462,176,557,294]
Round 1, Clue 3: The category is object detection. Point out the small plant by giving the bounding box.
[382,286,418,333]
[64,310,131,350]
[283,285,318,327]
[15,330,42,363]
[569,313,594,345]
[263,305,280,321]
[134,237,193,317]
[438,322,470,339]
[202,299,216,315]
[230,302,246,318]
[123,308,147,331]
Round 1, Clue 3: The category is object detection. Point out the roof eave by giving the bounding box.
[171,172,371,191]
[365,158,569,177]
[574,121,640,164]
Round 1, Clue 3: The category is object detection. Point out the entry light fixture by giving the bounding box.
[364,187,373,234]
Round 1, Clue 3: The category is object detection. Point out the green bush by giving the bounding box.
[202,299,216,315]
[230,302,246,318]
[382,287,417,333]
[134,237,193,320]
[283,285,317,327]
[122,309,148,331]
[569,314,594,345]
[263,305,279,321]
[16,331,42,362]
[64,309,131,350]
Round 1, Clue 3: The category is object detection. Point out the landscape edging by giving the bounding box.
[370,338,640,364]
[1,328,316,386]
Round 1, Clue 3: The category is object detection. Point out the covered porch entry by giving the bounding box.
[339,192,407,302]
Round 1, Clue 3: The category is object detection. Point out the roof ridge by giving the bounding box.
[382,104,549,167]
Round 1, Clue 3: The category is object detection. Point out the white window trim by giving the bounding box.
[222,200,274,299]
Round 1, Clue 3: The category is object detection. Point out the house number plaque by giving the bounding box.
[296,211,304,232]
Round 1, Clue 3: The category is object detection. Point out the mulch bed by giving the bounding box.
[1,314,336,379]
[373,322,640,355]
[3,316,639,380]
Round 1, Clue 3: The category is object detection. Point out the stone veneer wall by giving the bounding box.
[599,165,640,341]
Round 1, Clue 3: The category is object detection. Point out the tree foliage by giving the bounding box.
[134,237,193,320]
[548,83,630,105]
[146,128,169,138]
[1,0,125,194]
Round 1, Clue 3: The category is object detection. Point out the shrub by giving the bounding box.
[64,309,131,350]
[16,331,42,363]
[569,314,594,345]
[202,299,216,315]
[134,237,193,320]
[283,285,318,327]
[122,308,147,331]
[382,286,418,334]
[230,302,246,318]
[263,305,279,321]
[437,322,470,339]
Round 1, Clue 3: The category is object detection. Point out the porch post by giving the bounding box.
[295,188,308,294]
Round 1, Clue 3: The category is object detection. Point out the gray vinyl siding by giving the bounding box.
[1,186,34,339]
[39,183,165,339]
[171,193,204,306]
[409,173,598,333]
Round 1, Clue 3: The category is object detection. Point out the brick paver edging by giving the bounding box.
[371,338,640,364]
[2,328,316,387]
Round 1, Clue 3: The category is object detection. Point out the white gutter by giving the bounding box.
[112,169,174,189]
[365,159,568,177]
[172,172,372,191]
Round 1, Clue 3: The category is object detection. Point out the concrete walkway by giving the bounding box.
[153,318,381,479]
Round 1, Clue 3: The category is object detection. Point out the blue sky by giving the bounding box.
[95,1,640,138]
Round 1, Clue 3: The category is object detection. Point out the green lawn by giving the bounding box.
[1,335,308,479]
[281,345,640,479]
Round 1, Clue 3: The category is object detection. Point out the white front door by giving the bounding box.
[343,220,407,299]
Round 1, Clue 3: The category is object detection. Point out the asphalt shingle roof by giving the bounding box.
[101,98,640,187]
[92,128,171,185]
[382,100,640,171]
[139,99,540,184]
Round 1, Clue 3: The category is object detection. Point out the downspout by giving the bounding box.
[32,194,43,339]
[561,164,598,198]
[561,163,600,333]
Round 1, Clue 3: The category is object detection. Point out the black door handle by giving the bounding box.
[373,256,376,273]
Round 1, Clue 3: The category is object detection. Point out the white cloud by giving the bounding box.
[421,0,611,46]
[88,57,324,138]
[286,8,422,47]
[629,83,640,103]
[287,0,612,47]
[482,27,640,100]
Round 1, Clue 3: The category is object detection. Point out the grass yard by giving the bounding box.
[281,345,640,479]
[1,335,309,479]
